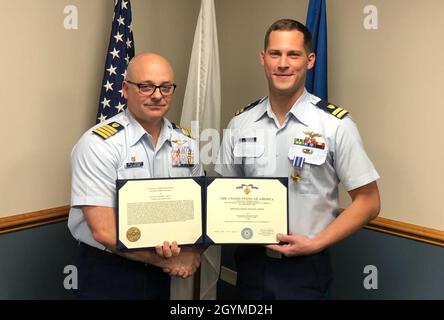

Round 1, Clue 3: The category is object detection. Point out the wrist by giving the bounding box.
[311,236,327,254]
[144,250,168,268]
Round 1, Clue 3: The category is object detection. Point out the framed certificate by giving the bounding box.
[116,177,288,251]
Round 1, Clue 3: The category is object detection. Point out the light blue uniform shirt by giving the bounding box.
[68,110,203,250]
[215,90,379,238]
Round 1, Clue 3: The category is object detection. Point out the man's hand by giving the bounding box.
[265,233,322,257]
[161,247,201,278]
[155,241,181,258]
[267,182,380,258]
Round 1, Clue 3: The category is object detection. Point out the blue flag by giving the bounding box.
[96,0,135,123]
[305,0,328,101]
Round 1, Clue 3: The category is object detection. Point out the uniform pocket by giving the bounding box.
[168,166,194,177]
[233,141,265,158]
[117,167,149,180]
[234,141,270,176]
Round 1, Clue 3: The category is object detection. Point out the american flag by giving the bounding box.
[96,0,135,123]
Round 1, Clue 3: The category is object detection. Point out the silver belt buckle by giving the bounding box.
[266,247,282,259]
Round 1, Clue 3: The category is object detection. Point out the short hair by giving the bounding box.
[264,18,313,53]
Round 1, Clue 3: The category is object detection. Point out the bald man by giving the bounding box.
[68,53,203,299]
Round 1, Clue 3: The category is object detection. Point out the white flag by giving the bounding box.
[180,0,220,134]
[171,0,221,300]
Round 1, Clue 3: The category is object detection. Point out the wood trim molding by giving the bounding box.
[0,205,443,248]
[0,205,70,235]
[365,216,444,247]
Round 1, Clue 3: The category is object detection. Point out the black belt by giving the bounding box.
[237,245,328,261]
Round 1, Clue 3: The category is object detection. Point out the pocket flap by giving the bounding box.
[234,141,265,158]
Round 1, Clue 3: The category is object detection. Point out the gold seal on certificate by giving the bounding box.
[117,178,203,251]
[126,227,141,242]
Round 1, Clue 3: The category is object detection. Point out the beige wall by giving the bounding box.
[1,0,443,231]
[0,0,111,216]
[328,0,444,230]
[0,0,199,217]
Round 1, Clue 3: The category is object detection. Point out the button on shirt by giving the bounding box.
[68,110,203,250]
[215,90,379,238]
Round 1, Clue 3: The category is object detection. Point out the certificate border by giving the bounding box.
[204,177,289,245]
[116,176,289,251]
[116,176,206,252]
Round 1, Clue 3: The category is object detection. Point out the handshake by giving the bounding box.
[155,241,203,279]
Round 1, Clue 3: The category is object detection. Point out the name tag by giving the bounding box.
[126,161,144,168]
[240,137,257,142]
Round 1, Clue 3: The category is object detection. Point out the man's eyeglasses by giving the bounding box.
[126,80,177,96]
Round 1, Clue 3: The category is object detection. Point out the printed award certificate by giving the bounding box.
[116,177,288,251]
[116,178,203,251]
[206,178,288,244]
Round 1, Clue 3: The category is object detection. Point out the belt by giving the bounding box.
[265,247,329,260]
[238,245,327,261]
[265,247,283,259]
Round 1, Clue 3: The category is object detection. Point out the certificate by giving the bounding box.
[116,177,288,251]
[116,178,204,251]
[206,178,288,244]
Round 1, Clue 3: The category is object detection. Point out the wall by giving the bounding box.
[0,0,110,217]
[0,222,78,299]
[0,0,199,218]
[1,223,443,299]
[218,230,444,299]
[330,229,444,299]
[329,0,444,230]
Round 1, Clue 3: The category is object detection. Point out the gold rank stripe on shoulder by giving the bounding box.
[332,107,349,119]
[171,123,193,138]
[92,121,124,139]
[181,127,192,138]
[315,100,349,119]
[234,98,262,116]
[185,128,193,138]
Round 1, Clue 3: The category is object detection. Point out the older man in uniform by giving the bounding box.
[68,53,203,299]
[215,19,381,299]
